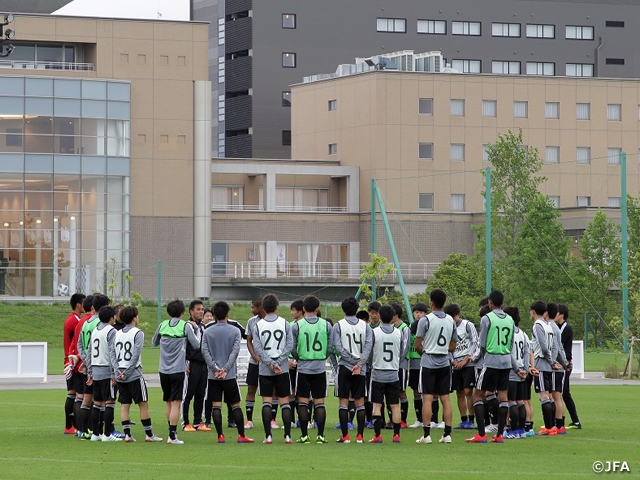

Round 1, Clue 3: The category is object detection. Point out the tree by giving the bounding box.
[357,253,395,307]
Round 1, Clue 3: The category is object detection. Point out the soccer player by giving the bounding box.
[201,301,254,444]
[291,295,333,444]
[333,297,373,443]
[444,303,478,430]
[244,298,265,429]
[289,299,304,428]
[152,299,200,445]
[182,300,209,432]
[545,302,568,434]
[63,292,85,435]
[251,293,294,444]
[415,289,457,444]
[368,305,407,443]
[556,304,582,429]
[503,306,529,439]
[390,303,411,428]
[86,305,120,442]
[115,306,162,443]
[407,303,427,428]
[364,301,382,426]
[466,290,514,444]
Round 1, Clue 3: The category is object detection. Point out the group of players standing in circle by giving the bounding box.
[61,288,581,445]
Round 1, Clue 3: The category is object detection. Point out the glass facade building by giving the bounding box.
[0,75,130,297]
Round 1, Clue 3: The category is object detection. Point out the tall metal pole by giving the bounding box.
[371,177,377,301]
[485,167,492,295]
[157,260,162,326]
[621,153,629,353]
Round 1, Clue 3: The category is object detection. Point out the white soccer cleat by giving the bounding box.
[244,420,254,429]
[145,435,163,442]
[124,435,136,442]
[408,421,423,428]
[167,437,184,445]
[439,435,452,443]
[90,434,103,442]
[284,435,293,444]
[263,435,273,444]
[270,420,280,429]
[436,421,445,429]
[485,424,499,433]
[102,435,123,442]
[416,435,432,444]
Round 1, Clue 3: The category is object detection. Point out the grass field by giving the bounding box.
[1,385,638,479]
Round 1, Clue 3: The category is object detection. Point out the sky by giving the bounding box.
[54,0,190,21]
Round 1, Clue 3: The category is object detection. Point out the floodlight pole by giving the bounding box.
[370,177,377,301]
[485,167,492,295]
[621,153,629,353]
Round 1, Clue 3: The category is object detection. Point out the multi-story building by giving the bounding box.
[195,0,640,159]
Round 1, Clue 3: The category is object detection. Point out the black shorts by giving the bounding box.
[336,365,366,400]
[93,378,115,402]
[295,372,327,399]
[534,371,553,394]
[524,373,533,400]
[118,378,149,404]
[208,378,242,404]
[476,367,509,393]
[508,381,527,401]
[397,368,408,392]
[83,374,93,394]
[246,362,259,387]
[369,380,400,405]
[551,370,564,393]
[160,372,185,402]
[259,373,291,399]
[72,371,85,394]
[419,366,452,396]
[408,369,420,391]
[451,367,475,391]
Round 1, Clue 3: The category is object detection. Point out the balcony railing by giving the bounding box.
[0,60,95,71]
[211,204,347,212]
[211,261,440,281]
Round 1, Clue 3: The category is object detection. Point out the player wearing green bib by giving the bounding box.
[407,303,427,428]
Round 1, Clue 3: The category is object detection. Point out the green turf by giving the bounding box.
[1,385,638,479]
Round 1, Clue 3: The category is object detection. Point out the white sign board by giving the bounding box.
[572,340,585,379]
[0,342,48,382]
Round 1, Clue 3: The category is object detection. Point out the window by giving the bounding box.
[377,18,406,33]
[607,104,621,121]
[450,144,465,161]
[450,99,465,116]
[282,14,296,29]
[576,147,591,164]
[608,148,622,164]
[566,63,594,77]
[452,59,481,73]
[451,194,465,211]
[328,99,337,111]
[483,144,490,161]
[417,19,446,34]
[282,91,291,107]
[608,197,622,207]
[212,186,244,210]
[282,130,291,146]
[526,24,555,38]
[576,103,590,120]
[606,58,625,65]
[419,142,433,160]
[419,193,434,210]
[328,143,337,155]
[545,102,559,119]
[566,25,594,40]
[546,146,560,164]
[482,100,497,117]
[548,196,560,208]
[606,21,625,28]
[282,52,296,68]
[492,22,521,37]
[514,101,528,118]
[577,196,591,207]
[452,21,481,35]
[492,61,520,74]
[419,98,433,115]
[526,62,555,76]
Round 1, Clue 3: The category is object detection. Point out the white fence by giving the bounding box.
[0,342,48,382]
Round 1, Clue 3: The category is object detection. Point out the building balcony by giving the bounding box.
[0,60,95,71]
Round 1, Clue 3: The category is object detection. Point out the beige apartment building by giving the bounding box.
[0,14,210,298]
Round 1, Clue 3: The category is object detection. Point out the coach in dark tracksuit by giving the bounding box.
[182,300,208,430]
[555,304,581,429]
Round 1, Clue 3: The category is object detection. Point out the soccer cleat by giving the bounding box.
[124,435,137,442]
[291,422,297,429]
[263,435,273,444]
[439,435,452,444]
[197,424,212,432]
[316,435,328,444]
[111,430,126,439]
[333,423,341,429]
[228,421,237,428]
[90,434,103,442]
[464,420,475,429]
[384,422,393,430]
[167,437,184,445]
[454,421,467,430]
[244,420,254,429]
[416,435,432,444]
[538,427,549,436]
[408,420,423,428]
[183,424,197,432]
[284,435,293,444]
[436,421,445,429]
[356,434,364,444]
[82,430,93,440]
[145,435,163,442]
[336,434,350,443]
[64,427,78,435]
[347,422,355,430]
[129,420,136,425]
[490,434,504,443]
[365,421,375,429]
[102,435,123,442]
[400,421,408,429]
[392,434,401,443]
[525,429,535,437]
[76,430,84,439]
[557,426,567,435]
[369,434,383,443]
[485,424,498,433]
[295,420,301,428]
[217,434,225,443]
[504,430,520,440]
[465,433,487,443]
[297,435,311,444]
[237,435,255,443]
[547,426,559,436]
[567,422,582,430]
[270,420,280,429]
[308,421,317,429]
